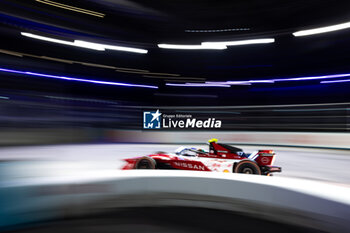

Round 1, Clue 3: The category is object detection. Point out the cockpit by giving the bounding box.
[217,143,243,154]
[175,146,205,157]
[208,138,247,157]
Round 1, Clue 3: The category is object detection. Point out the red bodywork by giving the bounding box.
[122,141,282,175]
[122,153,212,171]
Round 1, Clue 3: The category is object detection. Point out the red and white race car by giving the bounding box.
[122,139,282,175]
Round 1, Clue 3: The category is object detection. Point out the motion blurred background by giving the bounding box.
[1,1,350,233]
[0,0,350,143]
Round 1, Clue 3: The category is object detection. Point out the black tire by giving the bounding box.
[135,157,156,169]
[234,160,261,175]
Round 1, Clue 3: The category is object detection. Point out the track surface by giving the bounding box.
[0,144,350,184]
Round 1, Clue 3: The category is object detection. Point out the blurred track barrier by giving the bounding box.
[0,92,348,132]
[1,170,350,232]
[0,128,103,146]
[1,128,350,150]
[107,130,350,150]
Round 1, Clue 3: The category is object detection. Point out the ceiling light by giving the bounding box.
[78,41,148,54]
[158,39,274,50]
[158,44,227,50]
[74,40,148,54]
[0,67,158,89]
[36,0,105,18]
[22,32,76,46]
[202,38,275,47]
[21,32,148,54]
[293,22,350,37]
[21,32,105,50]
[73,40,106,50]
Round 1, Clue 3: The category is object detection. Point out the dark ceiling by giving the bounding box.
[0,0,350,105]
[2,0,350,43]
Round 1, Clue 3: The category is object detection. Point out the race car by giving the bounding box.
[122,138,282,175]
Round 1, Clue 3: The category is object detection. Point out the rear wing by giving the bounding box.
[249,150,276,166]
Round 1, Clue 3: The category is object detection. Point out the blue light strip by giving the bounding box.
[321,79,350,84]
[273,73,350,82]
[167,73,350,87]
[0,67,158,89]
[227,73,350,84]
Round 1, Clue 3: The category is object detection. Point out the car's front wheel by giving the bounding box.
[135,157,156,169]
[234,160,261,175]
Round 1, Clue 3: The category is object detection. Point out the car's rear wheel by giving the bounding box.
[234,160,261,175]
[135,157,156,169]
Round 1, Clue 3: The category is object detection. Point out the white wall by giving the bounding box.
[2,171,350,232]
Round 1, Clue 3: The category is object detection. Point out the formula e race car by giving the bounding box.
[122,139,281,175]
